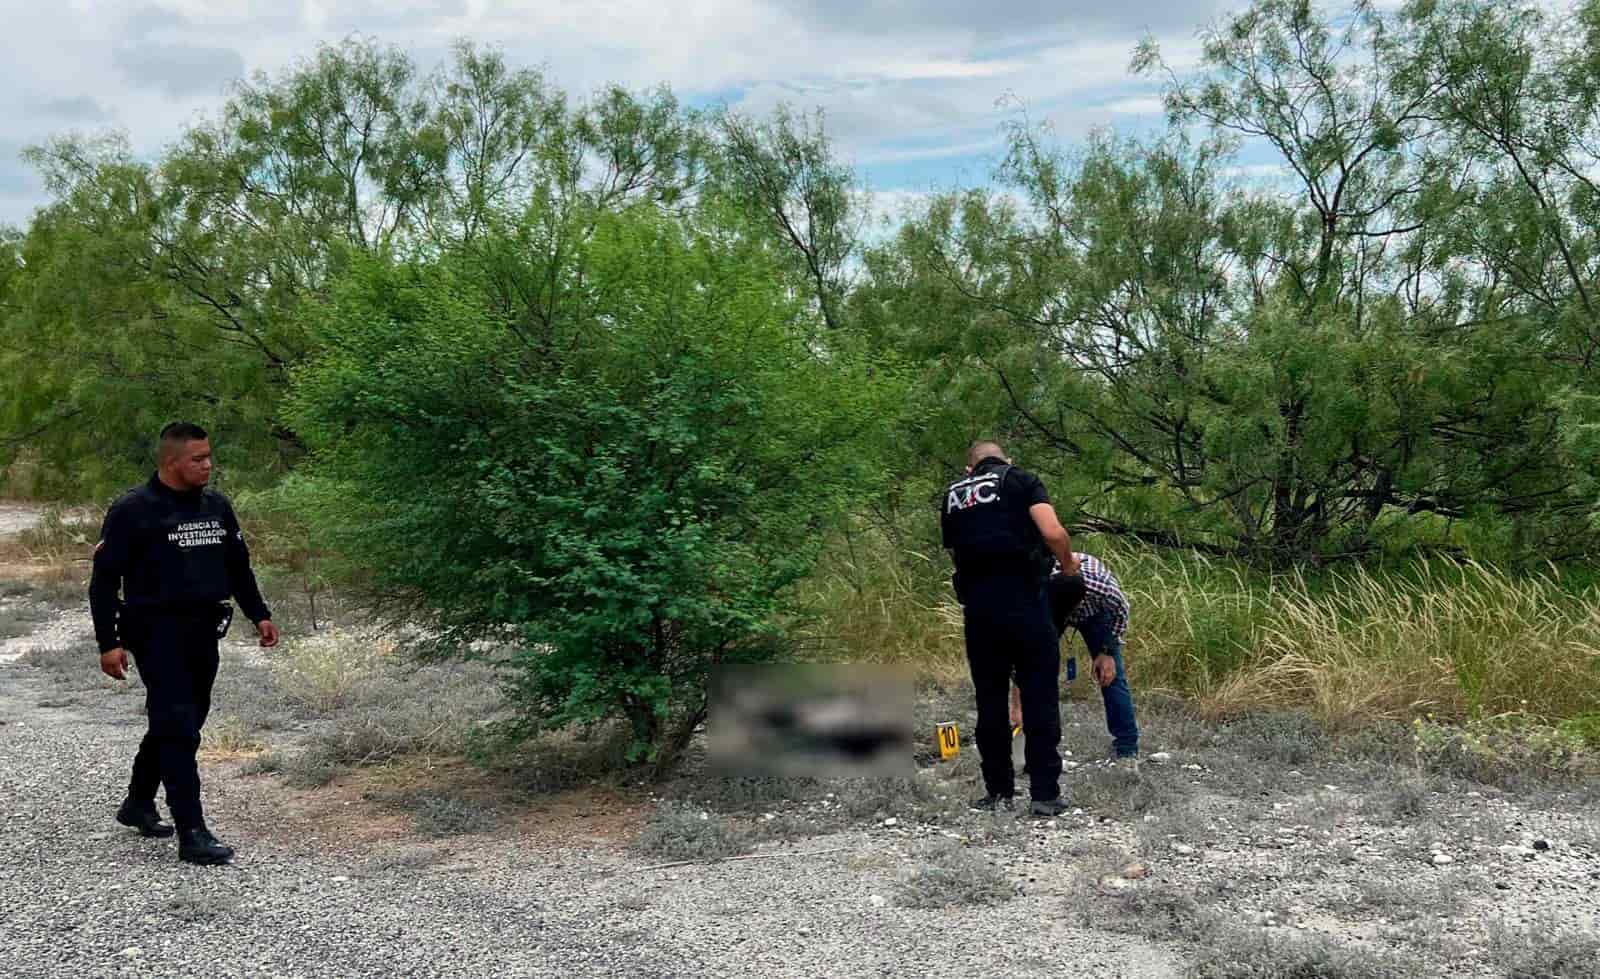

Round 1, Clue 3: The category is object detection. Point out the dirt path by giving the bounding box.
[2,509,1596,978]
[0,506,1183,979]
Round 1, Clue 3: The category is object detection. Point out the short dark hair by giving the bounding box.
[967,439,1006,467]
[158,422,209,461]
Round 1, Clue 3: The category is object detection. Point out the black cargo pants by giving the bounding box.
[961,574,1062,801]
[127,611,222,832]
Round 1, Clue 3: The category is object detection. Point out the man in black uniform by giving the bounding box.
[89,423,280,865]
[941,439,1082,816]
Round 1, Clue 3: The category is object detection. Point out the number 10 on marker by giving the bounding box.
[936,722,960,758]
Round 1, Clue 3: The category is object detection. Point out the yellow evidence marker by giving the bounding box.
[936,722,961,759]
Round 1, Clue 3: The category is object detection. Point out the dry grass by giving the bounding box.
[632,803,751,861]
[802,529,1600,729]
[789,538,968,686]
[270,627,393,715]
[199,714,267,757]
[1486,925,1600,979]
[892,838,1014,908]
[1129,556,1600,726]
[1188,926,1423,979]
[0,506,99,563]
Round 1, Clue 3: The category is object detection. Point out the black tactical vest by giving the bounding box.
[941,462,1045,578]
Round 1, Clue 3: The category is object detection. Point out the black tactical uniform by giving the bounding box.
[940,456,1063,803]
[89,474,271,834]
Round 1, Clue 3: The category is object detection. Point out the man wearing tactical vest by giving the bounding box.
[941,439,1083,816]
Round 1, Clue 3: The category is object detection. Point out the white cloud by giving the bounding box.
[1102,96,1165,116]
[1221,163,1293,180]
[0,0,1218,226]
[859,139,1005,165]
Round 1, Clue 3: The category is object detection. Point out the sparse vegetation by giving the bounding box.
[162,889,241,924]
[199,714,266,755]
[1412,714,1598,791]
[892,839,1014,909]
[1488,925,1600,979]
[17,643,108,691]
[1189,925,1423,979]
[1064,881,1215,944]
[1068,763,1193,820]
[276,746,343,789]
[407,794,497,838]
[632,804,750,862]
[465,722,636,795]
[270,628,390,715]
[239,752,285,777]
[1349,875,1477,922]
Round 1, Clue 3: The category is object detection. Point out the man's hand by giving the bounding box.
[1061,553,1083,576]
[100,648,129,680]
[1092,654,1117,688]
[255,619,280,648]
[1009,684,1023,728]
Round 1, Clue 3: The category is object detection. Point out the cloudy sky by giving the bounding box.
[0,0,1239,228]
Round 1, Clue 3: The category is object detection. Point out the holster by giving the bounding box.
[215,603,235,639]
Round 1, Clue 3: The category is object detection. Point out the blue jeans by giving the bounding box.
[1076,612,1140,758]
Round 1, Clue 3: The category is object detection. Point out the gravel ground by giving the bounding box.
[0,650,1179,979]
[3,502,1597,978]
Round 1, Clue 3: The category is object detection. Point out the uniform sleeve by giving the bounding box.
[88,500,132,653]
[220,500,272,624]
[1013,469,1050,508]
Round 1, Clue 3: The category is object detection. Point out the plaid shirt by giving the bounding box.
[1052,552,1129,638]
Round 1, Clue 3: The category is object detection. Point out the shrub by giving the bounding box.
[270,628,390,715]
[892,839,1013,909]
[1411,713,1596,789]
[408,794,496,838]
[632,803,750,861]
[1190,926,1421,979]
[285,209,905,767]
[1488,925,1600,979]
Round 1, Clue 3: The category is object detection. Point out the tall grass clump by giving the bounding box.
[804,530,1600,727]
[1194,561,1600,725]
[789,532,968,684]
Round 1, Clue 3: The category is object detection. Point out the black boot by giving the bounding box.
[178,826,234,865]
[115,798,175,838]
[1030,797,1069,817]
[969,793,1015,812]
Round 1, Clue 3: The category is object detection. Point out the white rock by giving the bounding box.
[1173,844,1197,856]
[1432,854,1455,866]
[882,818,898,827]
[1150,752,1172,763]
[869,894,887,908]
[117,948,143,958]
[331,876,350,883]
[1046,820,1058,830]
